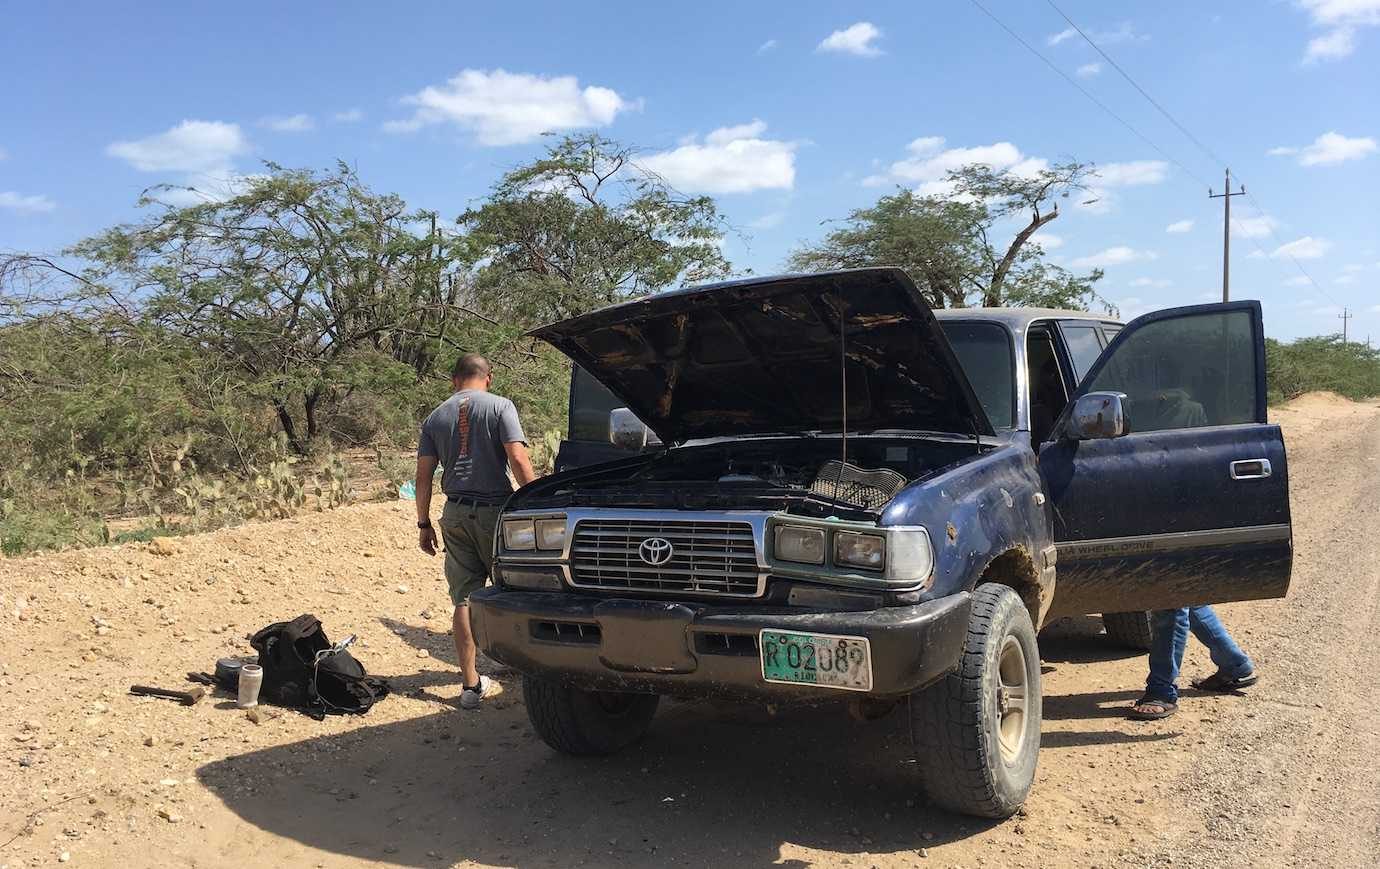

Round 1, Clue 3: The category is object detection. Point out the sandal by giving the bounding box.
[1128,697,1178,720]
[1191,670,1258,692]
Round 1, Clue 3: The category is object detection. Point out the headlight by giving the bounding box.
[502,519,536,550]
[835,531,886,571]
[887,528,934,586]
[534,518,566,551]
[775,525,826,564]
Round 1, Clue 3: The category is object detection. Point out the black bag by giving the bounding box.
[249,614,389,716]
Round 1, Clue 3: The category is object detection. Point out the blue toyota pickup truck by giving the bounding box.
[469,267,1292,819]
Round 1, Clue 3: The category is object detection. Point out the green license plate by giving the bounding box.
[759,630,873,692]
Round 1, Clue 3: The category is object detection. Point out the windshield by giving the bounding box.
[937,322,1015,430]
[569,318,1016,437]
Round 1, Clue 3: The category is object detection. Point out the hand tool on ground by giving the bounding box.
[129,684,207,705]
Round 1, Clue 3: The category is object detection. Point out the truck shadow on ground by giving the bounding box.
[198,698,1005,869]
[196,615,1164,867]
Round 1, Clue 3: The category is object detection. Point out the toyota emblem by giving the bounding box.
[638,537,674,566]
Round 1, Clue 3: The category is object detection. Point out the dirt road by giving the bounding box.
[3,393,1377,869]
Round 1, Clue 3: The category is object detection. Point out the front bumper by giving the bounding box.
[469,588,972,701]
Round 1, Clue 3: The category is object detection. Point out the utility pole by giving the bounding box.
[1339,308,1351,345]
[1208,168,1246,302]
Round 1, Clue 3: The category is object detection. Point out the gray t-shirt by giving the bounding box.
[418,390,527,502]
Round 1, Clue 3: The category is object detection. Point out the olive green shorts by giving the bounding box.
[438,500,502,606]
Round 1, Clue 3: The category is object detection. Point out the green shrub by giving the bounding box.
[1266,335,1380,404]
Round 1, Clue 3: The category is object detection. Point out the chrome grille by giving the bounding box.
[569,518,762,597]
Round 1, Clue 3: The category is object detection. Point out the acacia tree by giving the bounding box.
[458,133,732,326]
[50,163,469,451]
[790,161,1108,311]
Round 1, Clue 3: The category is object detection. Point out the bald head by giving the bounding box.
[451,353,492,390]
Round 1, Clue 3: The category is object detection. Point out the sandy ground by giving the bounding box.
[2,392,1378,869]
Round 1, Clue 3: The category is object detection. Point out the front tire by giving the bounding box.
[522,677,659,756]
[909,584,1042,819]
[1102,611,1154,650]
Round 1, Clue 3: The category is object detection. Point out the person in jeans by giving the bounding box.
[1129,605,1258,720]
[415,354,537,709]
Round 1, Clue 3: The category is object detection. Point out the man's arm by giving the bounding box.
[415,453,439,555]
[504,441,537,487]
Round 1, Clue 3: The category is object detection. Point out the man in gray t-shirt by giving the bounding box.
[415,353,536,709]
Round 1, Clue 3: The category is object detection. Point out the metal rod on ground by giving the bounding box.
[1209,168,1246,302]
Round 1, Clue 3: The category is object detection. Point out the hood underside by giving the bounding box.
[531,268,994,443]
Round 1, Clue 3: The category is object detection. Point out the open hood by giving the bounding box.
[531,268,994,443]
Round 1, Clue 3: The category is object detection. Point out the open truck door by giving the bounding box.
[554,366,657,473]
[1039,301,1292,618]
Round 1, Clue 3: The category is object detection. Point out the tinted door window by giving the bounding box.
[569,365,626,441]
[1027,328,1067,444]
[939,322,1015,429]
[1060,324,1104,381]
[1085,310,1258,431]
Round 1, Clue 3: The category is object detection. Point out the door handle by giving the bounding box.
[1230,459,1272,480]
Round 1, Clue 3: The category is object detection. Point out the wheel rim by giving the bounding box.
[995,635,1029,764]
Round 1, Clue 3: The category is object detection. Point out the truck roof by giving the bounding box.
[932,307,1122,327]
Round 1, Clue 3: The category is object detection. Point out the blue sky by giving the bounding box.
[2,1,1377,340]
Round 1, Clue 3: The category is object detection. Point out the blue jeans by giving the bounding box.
[1146,606,1253,703]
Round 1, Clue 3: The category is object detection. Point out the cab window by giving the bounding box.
[1059,323,1104,381]
[939,322,1015,430]
[1027,326,1067,445]
[1085,310,1257,431]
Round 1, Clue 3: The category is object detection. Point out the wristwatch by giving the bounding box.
[417,520,433,529]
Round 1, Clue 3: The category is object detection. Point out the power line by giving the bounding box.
[1040,0,1343,309]
[1043,0,1229,170]
[965,0,1210,189]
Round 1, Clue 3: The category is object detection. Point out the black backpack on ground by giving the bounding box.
[250,614,389,717]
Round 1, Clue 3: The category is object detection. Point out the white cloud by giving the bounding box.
[258,113,315,133]
[1071,246,1158,268]
[1344,263,1365,272]
[1076,62,1103,77]
[1336,274,1357,285]
[1074,160,1170,215]
[1035,232,1064,250]
[1305,26,1358,60]
[1166,219,1195,233]
[757,38,778,54]
[639,120,796,194]
[748,210,787,229]
[817,22,883,57]
[1271,236,1332,259]
[385,69,632,146]
[106,120,249,174]
[1298,0,1380,62]
[1095,160,1170,186]
[1048,21,1145,47]
[1284,275,1313,287]
[0,191,56,214]
[1234,215,1279,238]
[1267,145,1299,157]
[1111,296,1160,320]
[333,108,364,123]
[1130,277,1173,288]
[870,136,1048,197]
[1277,131,1379,165]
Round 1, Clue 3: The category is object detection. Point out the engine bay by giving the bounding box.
[511,435,989,518]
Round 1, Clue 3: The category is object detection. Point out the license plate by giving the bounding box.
[759,630,873,692]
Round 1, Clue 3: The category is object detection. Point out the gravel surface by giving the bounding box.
[2,392,1376,868]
